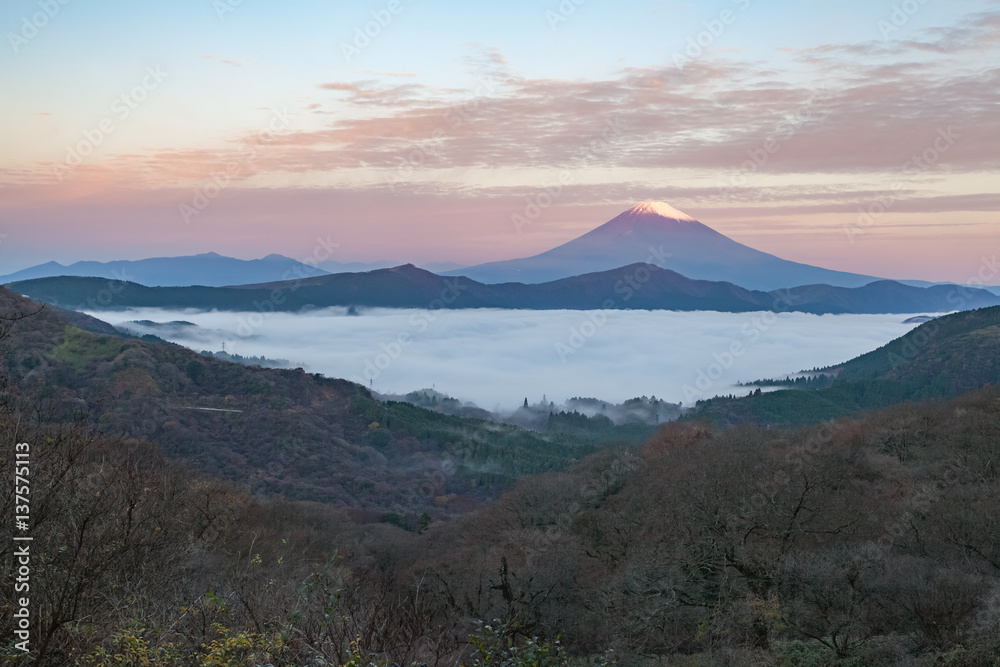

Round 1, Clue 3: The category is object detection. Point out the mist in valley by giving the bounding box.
[90,307,928,412]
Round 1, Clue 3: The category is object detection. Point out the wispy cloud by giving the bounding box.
[352,69,419,78]
[10,12,998,193]
[1,7,996,281]
[197,54,249,67]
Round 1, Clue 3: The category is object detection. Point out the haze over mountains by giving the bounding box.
[449,202,890,290]
[0,252,465,287]
[12,263,1000,315]
[4,202,997,301]
[0,252,325,287]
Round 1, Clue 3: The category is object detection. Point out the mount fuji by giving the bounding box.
[449,202,884,291]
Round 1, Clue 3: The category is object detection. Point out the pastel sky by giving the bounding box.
[1,0,997,282]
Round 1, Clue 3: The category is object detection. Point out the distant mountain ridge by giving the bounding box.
[10,263,1000,315]
[0,253,466,288]
[317,259,466,274]
[449,201,888,290]
[4,202,994,296]
[0,252,327,287]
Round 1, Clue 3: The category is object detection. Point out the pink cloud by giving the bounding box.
[1,10,997,283]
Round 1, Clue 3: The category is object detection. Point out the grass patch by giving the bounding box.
[51,326,128,371]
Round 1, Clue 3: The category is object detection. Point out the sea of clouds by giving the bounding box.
[87,307,928,411]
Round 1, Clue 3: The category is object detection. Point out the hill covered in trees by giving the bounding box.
[688,306,1000,426]
[2,289,1000,666]
[0,287,610,515]
[2,372,998,665]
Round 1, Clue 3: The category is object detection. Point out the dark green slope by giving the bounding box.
[0,287,600,510]
[688,306,1000,426]
[833,306,1000,389]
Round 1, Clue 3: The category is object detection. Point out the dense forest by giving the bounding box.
[1,292,999,665]
[0,289,618,514]
[687,307,1000,427]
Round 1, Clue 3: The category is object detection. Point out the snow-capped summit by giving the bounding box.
[447,202,883,290]
[624,201,696,221]
[599,201,707,236]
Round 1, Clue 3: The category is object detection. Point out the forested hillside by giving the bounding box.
[0,288,602,514]
[2,378,998,665]
[688,307,1000,426]
[2,290,999,666]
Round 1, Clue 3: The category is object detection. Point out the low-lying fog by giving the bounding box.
[86,308,928,411]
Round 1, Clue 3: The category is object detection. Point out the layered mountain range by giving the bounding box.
[5,202,998,311]
[0,252,464,287]
[448,201,886,290]
[10,262,999,315]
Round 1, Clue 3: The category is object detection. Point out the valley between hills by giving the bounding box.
[7,2,1000,663]
[2,217,999,663]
